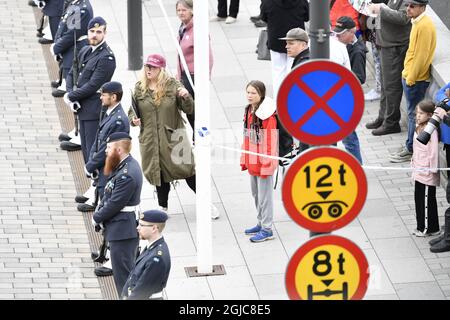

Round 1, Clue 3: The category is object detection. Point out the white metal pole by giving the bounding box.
[194,0,213,273]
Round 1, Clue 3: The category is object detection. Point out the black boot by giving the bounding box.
[430,239,450,253]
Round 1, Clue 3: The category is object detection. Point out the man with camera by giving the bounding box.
[428,84,450,253]
[92,132,143,295]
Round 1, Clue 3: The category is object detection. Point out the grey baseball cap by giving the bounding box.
[279,28,309,42]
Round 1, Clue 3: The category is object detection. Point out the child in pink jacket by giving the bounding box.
[411,101,441,237]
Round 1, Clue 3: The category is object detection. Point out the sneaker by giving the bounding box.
[250,229,274,242]
[364,89,381,101]
[210,15,226,22]
[245,225,262,235]
[158,206,168,212]
[225,16,237,24]
[388,146,412,163]
[412,229,441,237]
[211,204,220,220]
[389,146,407,157]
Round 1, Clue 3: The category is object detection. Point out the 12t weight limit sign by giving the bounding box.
[282,147,367,233]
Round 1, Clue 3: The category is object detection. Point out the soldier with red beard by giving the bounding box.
[92,132,143,295]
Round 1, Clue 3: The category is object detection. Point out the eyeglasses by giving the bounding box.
[139,223,155,227]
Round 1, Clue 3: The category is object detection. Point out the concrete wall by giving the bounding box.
[429,0,450,30]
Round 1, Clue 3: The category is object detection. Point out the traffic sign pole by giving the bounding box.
[309,0,331,60]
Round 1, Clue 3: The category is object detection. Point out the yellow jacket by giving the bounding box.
[402,13,436,86]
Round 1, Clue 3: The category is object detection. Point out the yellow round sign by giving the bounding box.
[286,236,369,300]
[282,147,367,232]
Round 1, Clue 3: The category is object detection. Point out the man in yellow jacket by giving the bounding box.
[389,0,436,163]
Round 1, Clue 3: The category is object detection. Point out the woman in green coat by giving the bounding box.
[128,54,196,212]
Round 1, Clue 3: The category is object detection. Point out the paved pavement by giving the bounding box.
[1,0,450,300]
[0,1,102,299]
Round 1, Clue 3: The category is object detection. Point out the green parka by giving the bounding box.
[128,78,195,186]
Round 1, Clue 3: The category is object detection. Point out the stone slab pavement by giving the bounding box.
[0,0,102,299]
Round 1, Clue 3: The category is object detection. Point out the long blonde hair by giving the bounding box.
[138,67,171,106]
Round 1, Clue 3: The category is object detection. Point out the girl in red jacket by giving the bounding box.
[241,80,278,242]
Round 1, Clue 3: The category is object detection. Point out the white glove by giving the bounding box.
[37,1,46,9]
[84,166,92,178]
[63,92,72,105]
[70,101,81,113]
[91,217,98,227]
[50,43,55,55]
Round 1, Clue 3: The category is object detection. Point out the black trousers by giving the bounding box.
[217,0,240,18]
[414,181,439,234]
[377,45,408,128]
[109,237,139,296]
[48,15,60,40]
[156,173,196,208]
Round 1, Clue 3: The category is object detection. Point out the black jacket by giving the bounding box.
[347,37,368,85]
[261,0,309,53]
[292,47,310,69]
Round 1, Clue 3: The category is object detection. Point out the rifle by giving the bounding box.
[90,107,107,208]
[130,89,141,119]
[72,30,80,136]
[36,12,45,37]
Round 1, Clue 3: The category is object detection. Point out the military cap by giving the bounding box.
[101,81,123,94]
[106,132,132,143]
[141,210,168,223]
[333,16,356,34]
[88,16,107,30]
[405,0,428,5]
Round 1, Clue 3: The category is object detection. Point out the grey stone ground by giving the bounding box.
[1,0,450,300]
[0,0,102,299]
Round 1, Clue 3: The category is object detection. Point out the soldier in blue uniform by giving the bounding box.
[121,210,171,300]
[50,0,92,85]
[38,0,65,41]
[78,81,130,212]
[92,132,142,295]
[65,16,116,163]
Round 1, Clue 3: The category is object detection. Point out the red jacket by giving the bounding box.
[240,98,278,178]
[330,0,361,30]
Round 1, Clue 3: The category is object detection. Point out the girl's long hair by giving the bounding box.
[246,80,266,126]
[138,67,171,106]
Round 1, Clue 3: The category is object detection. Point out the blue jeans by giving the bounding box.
[342,131,362,164]
[402,79,429,152]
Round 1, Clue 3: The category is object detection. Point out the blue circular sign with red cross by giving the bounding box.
[277,60,364,145]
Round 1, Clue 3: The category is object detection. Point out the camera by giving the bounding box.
[417,97,450,145]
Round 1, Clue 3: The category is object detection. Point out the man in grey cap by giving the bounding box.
[279,27,310,69]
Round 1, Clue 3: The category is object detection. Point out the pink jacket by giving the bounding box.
[412,130,440,186]
[177,20,214,79]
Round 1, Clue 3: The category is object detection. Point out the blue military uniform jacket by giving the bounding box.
[93,155,142,242]
[42,0,65,17]
[121,237,171,300]
[66,41,116,121]
[85,104,130,188]
[53,0,92,70]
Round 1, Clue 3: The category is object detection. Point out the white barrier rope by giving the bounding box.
[213,143,450,172]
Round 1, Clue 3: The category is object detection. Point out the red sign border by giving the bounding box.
[282,147,367,233]
[277,59,364,145]
[285,235,370,300]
